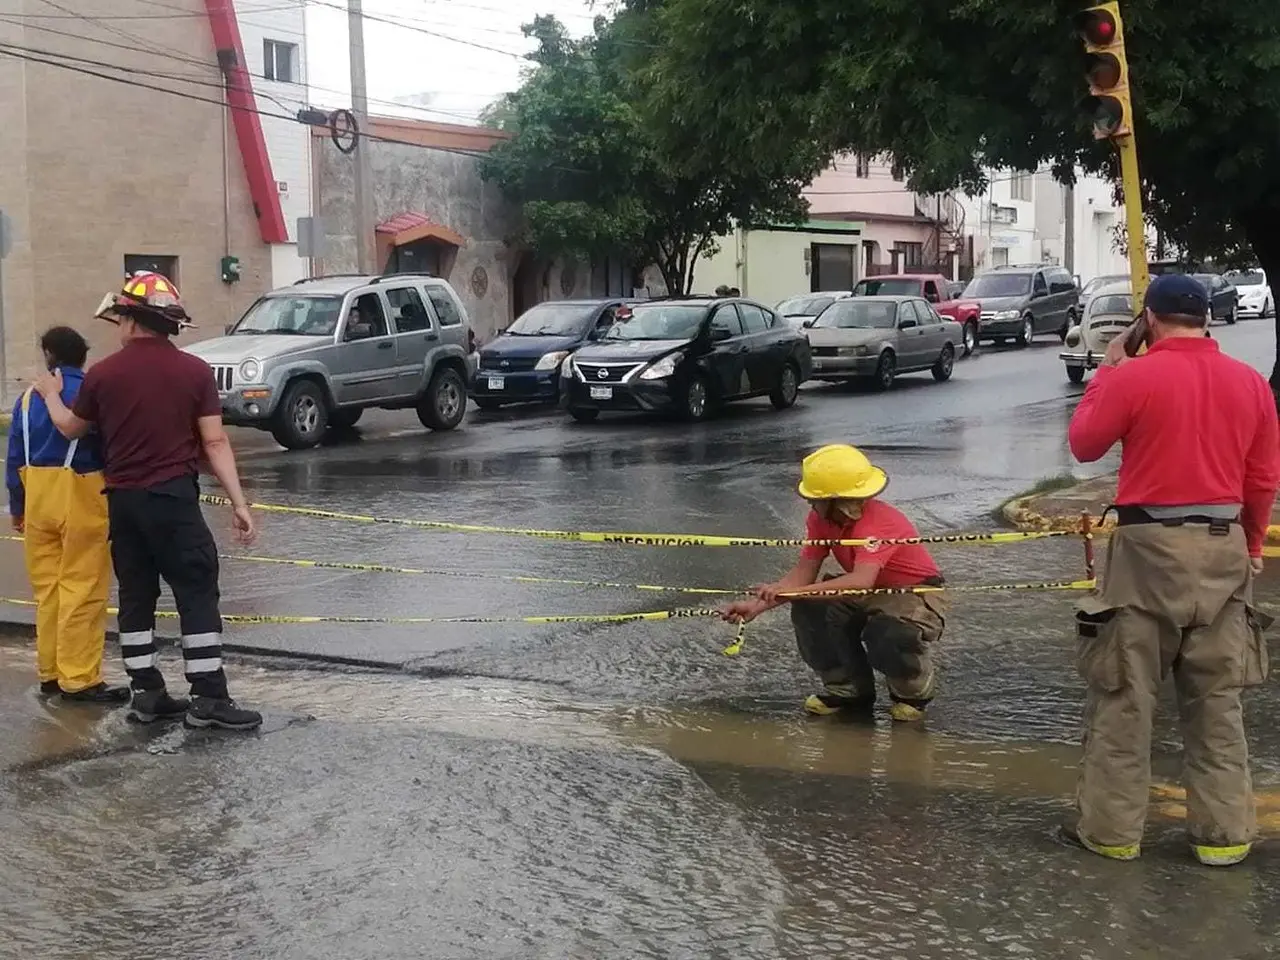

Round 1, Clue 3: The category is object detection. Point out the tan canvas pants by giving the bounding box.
[792,588,947,704]
[1075,523,1271,848]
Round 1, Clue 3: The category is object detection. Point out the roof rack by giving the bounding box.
[292,273,369,285]
[369,272,435,285]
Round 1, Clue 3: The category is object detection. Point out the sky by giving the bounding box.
[301,0,600,125]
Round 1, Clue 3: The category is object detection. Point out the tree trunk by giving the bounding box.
[1242,213,1280,412]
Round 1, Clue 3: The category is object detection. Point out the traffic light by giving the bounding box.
[1074,2,1132,139]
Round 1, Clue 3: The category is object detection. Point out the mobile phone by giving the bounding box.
[1121,314,1149,357]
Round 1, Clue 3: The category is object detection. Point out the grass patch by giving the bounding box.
[991,472,1080,520]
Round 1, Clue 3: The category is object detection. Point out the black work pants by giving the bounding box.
[107,476,228,698]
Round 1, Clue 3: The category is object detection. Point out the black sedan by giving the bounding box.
[564,297,813,422]
[1192,273,1239,325]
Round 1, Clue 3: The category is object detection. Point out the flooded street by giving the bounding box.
[3,327,1280,959]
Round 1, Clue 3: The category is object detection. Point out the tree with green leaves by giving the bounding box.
[480,14,819,295]
[639,0,1280,390]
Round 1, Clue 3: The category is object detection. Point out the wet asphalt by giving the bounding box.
[2,321,1280,960]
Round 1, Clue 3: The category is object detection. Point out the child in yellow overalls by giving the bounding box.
[6,327,126,703]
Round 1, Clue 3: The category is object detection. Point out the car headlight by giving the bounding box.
[238,358,261,382]
[837,345,871,357]
[559,355,574,377]
[640,353,681,380]
[994,310,1021,320]
[534,350,570,372]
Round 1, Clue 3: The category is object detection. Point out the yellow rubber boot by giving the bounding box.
[1192,843,1251,867]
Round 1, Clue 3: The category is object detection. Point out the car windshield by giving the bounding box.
[506,302,597,337]
[963,274,1032,298]
[852,278,921,296]
[604,304,706,341]
[1089,294,1133,317]
[813,300,898,330]
[776,295,834,316]
[1226,270,1265,286]
[232,296,343,336]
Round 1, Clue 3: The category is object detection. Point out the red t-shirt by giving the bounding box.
[73,338,221,489]
[800,499,941,588]
[1068,337,1280,556]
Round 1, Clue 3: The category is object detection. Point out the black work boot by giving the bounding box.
[185,697,262,732]
[39,680,61,697]
[62,683,131,705]
[128,688,191,724]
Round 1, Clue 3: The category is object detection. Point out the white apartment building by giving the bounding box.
[962,167,1129,283]
[236,0,314,287]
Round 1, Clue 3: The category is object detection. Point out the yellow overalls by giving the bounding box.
[19,388,112,693]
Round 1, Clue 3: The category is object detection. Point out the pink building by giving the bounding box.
[804,156,969,278]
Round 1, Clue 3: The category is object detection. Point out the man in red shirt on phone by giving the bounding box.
[721,444,947,722]
[1065,273,1280,867]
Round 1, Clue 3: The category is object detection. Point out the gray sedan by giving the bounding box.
[804,295,962,390]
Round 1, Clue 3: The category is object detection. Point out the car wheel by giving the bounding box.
[1066,364,1086,384]
[961,321,978,357]
[680,374,711,421]
[931,344,955,383]
[271,380,329,451]
[569,407,599,423]
[770,363,801,409]
[873,352,896,391]
[417,367,467,431]
[328,408,363,430]
[1016,316,1035,347]
[1227,303,1238,325]
[474,397,503,412]
[1059,310,1076,343]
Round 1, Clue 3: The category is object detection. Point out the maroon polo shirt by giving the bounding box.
[72,337,221,490]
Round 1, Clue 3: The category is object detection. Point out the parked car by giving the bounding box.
[1186,273,1237,325]
[1224,268,1273,318]
[806,296,961,391]
[471,299,626,410]
[963,264,1079,347]
[1060,280,1132,383]
[1077,273,1128,317]
[185,273,471,450]
[776,292,851,329]
[850,273,981,356]
[564,297,812,422]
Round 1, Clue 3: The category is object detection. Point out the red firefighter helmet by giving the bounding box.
[95,271,194,334]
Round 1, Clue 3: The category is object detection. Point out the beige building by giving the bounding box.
[0,0,312,396]
[694,221,865,306]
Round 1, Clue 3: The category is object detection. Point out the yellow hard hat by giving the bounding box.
[797,444,888,500]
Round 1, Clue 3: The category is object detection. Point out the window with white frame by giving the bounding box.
[263,39,298,83]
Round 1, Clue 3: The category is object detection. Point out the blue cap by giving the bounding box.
[1144,274,1209,317]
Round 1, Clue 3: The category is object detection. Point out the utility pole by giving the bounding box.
[1063,183,1075,273]
[348,0,375,273]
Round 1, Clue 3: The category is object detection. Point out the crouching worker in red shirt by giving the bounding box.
[721,444,947,722]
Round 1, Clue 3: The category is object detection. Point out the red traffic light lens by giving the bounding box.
[1078,11,1117,45]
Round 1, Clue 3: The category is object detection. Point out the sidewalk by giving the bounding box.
[1002,473,1280,542]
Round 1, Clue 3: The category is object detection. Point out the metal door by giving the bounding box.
[331,291,400,403]
[385,284,436,398]
[706,305,750,397]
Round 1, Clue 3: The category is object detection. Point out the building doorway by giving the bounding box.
[811,243,856,292]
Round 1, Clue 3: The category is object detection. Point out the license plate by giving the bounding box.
[589,386,613,400]
[487,377,505,391]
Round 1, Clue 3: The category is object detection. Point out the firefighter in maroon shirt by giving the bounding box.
[34,272,262,731]
[1064,273,1280,867]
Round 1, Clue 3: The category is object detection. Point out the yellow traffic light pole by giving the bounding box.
[1117,136,1150,308]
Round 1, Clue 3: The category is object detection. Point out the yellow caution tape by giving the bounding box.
[777,578,1097,599]
[198,494,1073,549]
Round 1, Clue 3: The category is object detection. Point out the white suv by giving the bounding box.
[1225,269,1273,319]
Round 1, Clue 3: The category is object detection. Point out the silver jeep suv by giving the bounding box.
[186,273,471,450]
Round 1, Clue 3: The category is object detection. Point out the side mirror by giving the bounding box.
[344,322,372,342]
[710,327,732,342]
[802,318,815,329]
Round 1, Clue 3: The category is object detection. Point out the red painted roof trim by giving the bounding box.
[204,0,288,244]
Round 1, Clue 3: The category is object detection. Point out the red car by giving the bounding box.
[851,274,981,356]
